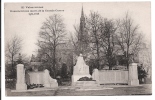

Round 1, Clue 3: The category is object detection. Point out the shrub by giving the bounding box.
[78,77,95,81]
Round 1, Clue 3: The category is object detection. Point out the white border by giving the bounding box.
[1,0,155,100]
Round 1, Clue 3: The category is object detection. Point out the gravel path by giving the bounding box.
[6,84,152,96]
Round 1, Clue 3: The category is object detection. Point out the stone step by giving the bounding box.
[75,86,113,91]
[75,81,99,87]
[75,83,98,85]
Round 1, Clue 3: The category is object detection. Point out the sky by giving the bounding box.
[4,2,151,57]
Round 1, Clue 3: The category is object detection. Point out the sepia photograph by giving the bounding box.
[4,2,151,96]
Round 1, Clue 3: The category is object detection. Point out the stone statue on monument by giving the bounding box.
[72,53,91,85]
[73,54,89,75]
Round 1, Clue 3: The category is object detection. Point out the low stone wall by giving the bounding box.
[98,70,128,84]
[92,63,139,86]
[27,72,44,84]
[25,69,58,88]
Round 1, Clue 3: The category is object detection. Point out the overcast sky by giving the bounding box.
[5,2,151,57]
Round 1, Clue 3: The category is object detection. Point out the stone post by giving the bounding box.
[128,63,139,86]
[44,69,51,87]
[16,64,27,90]
[92,69,99,83]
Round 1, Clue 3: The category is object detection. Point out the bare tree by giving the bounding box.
[70,25,80,55]
[138,42,151,70]
[37,14,66,78]
[19,53,31,66]
[86,11,103,69]
[116,12,143,69]
[5,35,22,77]
[100,19,117,70]
[70,23,91,65]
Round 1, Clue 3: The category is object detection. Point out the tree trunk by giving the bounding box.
[51,45,56,78]
[11,55,14,74]
[126,45,129,69]
[53,54,56,78]
[96,42,100,70]
[107,35,113,70]
[126,58,129,69]
[109,60,112,70]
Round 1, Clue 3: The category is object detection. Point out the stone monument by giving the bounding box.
[16,64,27,90]
[44,69,58,88]
[72,54,91,85]
[128,63,139,86]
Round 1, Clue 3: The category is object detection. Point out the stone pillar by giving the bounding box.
[16,64,27,90]
[128,63,139,86]
[92,69,99,83]
[44,69,51,87]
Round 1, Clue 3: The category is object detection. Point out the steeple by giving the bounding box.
[79,5,85,42]
[81,5,84,17]
[78,5,88,54]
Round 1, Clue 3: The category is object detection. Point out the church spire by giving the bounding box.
[80,5,85,22]
[78,5,88,54]
[81,5,84,17]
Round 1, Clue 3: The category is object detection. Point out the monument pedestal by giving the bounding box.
[74,81,99,87]
[16,84,27,90]
[72,74,91,86]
